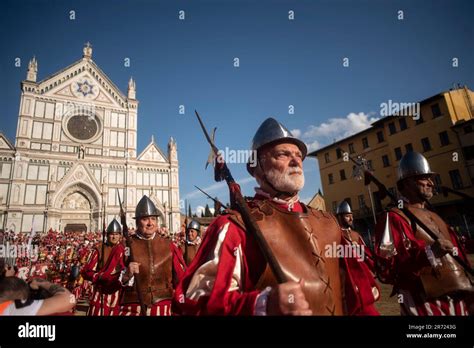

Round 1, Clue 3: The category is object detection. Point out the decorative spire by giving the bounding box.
[128,77,136,99]
[83,42,93,59]
[26,56,38,82]
[168,137,178,162]
[151,135,155,144]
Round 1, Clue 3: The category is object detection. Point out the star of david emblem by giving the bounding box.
[76,80,95,97]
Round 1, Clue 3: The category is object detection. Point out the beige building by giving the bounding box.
[0,44,180,233]
[307,189,326,211]
[308,86,474,235]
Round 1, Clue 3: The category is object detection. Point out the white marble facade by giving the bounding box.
[0,44,180,233]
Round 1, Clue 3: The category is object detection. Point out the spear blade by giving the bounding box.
[205,127,217,170]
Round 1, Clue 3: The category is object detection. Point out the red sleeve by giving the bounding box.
[170,242,187,287]
[95,245,125,291]
[173,215,260,316]
[374,211,431,284]
[80,249,99,282]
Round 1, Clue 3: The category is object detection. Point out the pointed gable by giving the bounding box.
[0,133,15,151]
[54,162,101,195]
[137,139,168,163]
[31,58,129,108]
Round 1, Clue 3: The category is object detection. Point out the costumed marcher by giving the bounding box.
[173,118,345,315]
[336,201,380,315]
[119,196,183,316]
[81,218,125,316]
[374,151,473,315]
[182,220,202,266]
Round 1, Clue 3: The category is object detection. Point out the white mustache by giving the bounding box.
[287,168,303,175]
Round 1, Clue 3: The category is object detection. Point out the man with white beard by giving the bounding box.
[173,118,344,316]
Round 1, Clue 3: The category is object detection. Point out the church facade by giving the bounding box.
[0,44,180,234]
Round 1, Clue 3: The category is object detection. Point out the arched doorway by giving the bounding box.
[61,191,92,232]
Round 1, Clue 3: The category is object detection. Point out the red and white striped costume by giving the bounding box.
[173,195,328,316]
[340,229,380,316]
[81,243,125,316]
[374,210,471,316]
[119,300,172,316]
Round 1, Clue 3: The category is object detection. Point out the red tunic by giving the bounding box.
[81,243,125,316]
[340,229,380,316]
[374,210,471,316]
[173,197,308,316]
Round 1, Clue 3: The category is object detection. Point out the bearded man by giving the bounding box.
[173,118,345,315]
[374,151,473,315]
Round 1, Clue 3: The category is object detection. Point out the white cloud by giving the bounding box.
[194,205,215,216]
[195,205,205,216]
[306,140,321,152]
[300,112,378,151]
[291,129,301,138]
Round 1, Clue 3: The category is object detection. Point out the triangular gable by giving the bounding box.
[53,162,102,200]
[33,58,128,107]
[308,190,326,211]
[137,141,168,163]
[0,133,15,151]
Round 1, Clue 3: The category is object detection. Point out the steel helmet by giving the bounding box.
[106,218,122,234]
[247,118,307,176]
[397,151,435,182]
[134,195,159,219]
[336,201,352,215]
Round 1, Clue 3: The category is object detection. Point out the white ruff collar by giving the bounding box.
[136,232,156,240]
[254,187,300,211]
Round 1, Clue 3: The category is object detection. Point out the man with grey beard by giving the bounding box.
[173,118,345,316]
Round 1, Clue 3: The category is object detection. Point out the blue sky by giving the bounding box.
[1,0,473,214]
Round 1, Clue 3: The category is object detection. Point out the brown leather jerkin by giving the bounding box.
[230,200,344,315]
[184,244,199,266]
[391,207,473,300]
[122,235,173,306]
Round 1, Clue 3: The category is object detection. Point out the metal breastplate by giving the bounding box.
[396,207,473,299]
[239,200,344,315]
[122,235,173,306]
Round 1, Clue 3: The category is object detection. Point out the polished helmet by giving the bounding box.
[247,118,307,176]
[187,220,201,233]
[397,151,435,182]
[134,195,159,219]
[106,218,122,234]
[336,201,352,215]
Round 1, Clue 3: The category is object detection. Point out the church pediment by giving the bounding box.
[137,140,168,163]
[36,59,128,107]
[51,162,102,207]
[0,133,15,151]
